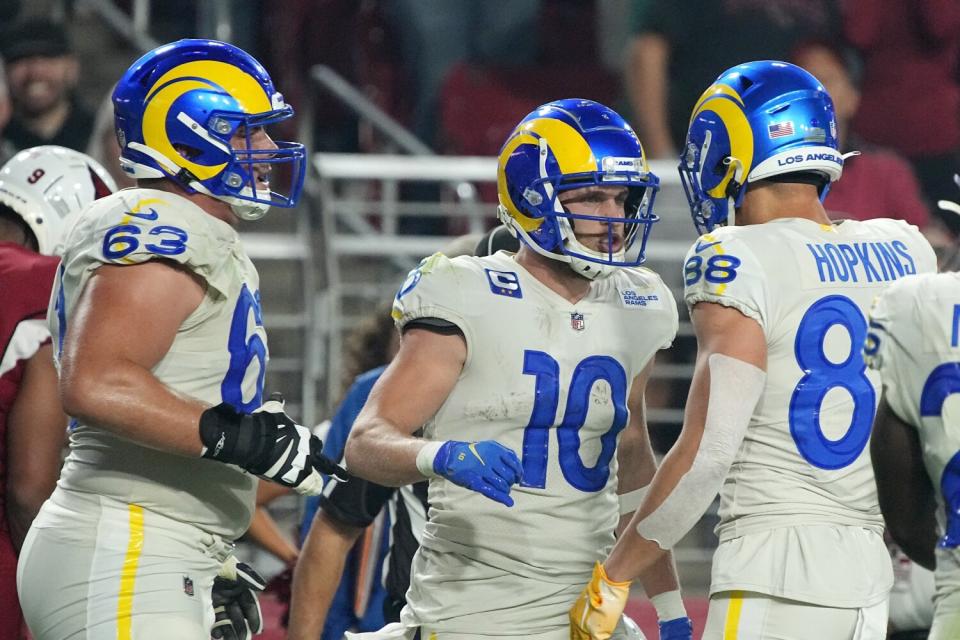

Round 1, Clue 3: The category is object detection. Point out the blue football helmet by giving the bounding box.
[113,39,306,220]
[679,60,843,234]
[497,98,660,280]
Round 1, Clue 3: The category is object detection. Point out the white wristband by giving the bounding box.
[650,590,687,622]
[415,440,445,478]
[618,485,649,516]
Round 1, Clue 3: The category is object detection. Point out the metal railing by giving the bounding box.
[311,65,485,234]
[309,152,698,418]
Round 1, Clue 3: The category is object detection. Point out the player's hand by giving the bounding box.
[432,440,522,506]
[199,394,348,495]
[211,556,266,640]
[569,562,631,640]
[658,617,693,640]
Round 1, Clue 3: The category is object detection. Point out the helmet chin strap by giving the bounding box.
[126,142,271,221]
[535,137,616,281]
[497,205,615,281]
[724,156,746,229]
[556,216,621,280]
[192,181,271,221]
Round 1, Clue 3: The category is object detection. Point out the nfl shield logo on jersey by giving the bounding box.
[183,576,194,597]
[570,312,585,331]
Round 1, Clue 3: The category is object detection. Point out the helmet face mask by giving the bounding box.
[0,145,117,255]
[113,39,306,221]
[497,99,660,280]
[537,172,657,267]
[679,127,736,235]
[678,60,844,234]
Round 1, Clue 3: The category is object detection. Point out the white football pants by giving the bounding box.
[703,590,888,640]
[17,488,234,640]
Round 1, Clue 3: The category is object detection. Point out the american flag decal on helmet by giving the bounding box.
[768,121,795,138]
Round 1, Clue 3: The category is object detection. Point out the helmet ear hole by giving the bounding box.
[725,178,742,201]
[173,143,203,161]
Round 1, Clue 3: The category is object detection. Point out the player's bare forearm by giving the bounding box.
[872,397,938,570]
[606,437,698,582]
[606,359,707,581]
[615,423,656,505]
[612,364,681,593]
[345,326,465,486]
[606,304,766,583]
[288,511,363,640]
[893,524,937,572]
[60,356,207,456]
[345,413,434,486]
[58,261,208,457]
[616,364,658,498]
[247,507,298,567]
[637,550,682,598]
[6,344,67,549]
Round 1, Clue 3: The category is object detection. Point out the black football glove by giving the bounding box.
[211,557,265,640]
[199,393,347,495]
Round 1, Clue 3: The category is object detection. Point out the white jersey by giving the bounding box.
[392,251,676,629]
[48,188,267,540]
[683,217,936,607]
[867,272,960,622]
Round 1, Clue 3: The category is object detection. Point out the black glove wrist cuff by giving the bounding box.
[200,404,246,463]
[201,403,276,473]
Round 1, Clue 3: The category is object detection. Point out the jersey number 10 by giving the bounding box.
[520,350,628,492]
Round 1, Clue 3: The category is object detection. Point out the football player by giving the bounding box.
[867,207,960,640]
[16,39,339,639]
[570,60,938,639]
[0,144,115,640]
[343,99,692,639]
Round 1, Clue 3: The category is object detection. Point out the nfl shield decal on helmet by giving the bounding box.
[570,312,585,331]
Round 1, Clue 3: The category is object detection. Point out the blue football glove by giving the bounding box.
[658,617,693,640]
[432,440,523,506]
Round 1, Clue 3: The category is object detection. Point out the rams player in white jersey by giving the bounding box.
[867,242,960,640]
[16,39,341,639]
[344,99,693,640]
[570,61,938,640]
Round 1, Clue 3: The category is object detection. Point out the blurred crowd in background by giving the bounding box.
[0,0,957,239]
[1,2,957,637]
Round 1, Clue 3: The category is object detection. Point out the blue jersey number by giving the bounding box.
[789,295,875,470]
[54,264,66,358]
[221,284,266,411]
[684,254,741,286]
[102,224,188,260]
[520,351,628,492]
[921,361,960,547]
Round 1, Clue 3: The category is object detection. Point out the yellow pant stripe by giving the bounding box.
[117,504,145,639]
[723,590,745,640]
